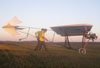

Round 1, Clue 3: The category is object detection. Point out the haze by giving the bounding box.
[0,0,100,42]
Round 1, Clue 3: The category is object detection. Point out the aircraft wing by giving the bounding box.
[51,24,93,36]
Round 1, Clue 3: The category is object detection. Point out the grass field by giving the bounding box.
[0,41,100,68]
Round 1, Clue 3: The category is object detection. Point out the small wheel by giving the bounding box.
[79,48,86,54]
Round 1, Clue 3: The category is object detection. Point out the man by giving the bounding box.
[34,28,48,51]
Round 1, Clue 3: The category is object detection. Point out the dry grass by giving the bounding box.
[0,42,100,68]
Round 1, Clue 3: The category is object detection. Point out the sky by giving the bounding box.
[0,0,100,42]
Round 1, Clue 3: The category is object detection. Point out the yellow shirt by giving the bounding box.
[36,31,45,41]
[36,31,41,38]
[39,31,45,41]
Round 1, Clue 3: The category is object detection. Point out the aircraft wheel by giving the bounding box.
[79,48,86,54]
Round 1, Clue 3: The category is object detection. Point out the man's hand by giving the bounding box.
[44,37,48,41]
[46,39,48,41]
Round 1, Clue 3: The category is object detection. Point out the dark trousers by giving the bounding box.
[34,38,47,51]
[39,41,47,51]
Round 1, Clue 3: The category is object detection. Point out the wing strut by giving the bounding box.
[82,33,86,47]
[19,27,31,41]
[52,32,55,42]
[65,36,72,49]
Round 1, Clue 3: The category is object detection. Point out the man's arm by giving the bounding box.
[42,37,48,41]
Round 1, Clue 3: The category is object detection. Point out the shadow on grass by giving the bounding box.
[0,49,44,68]
[0,49,21,68]
[0,49,26,68]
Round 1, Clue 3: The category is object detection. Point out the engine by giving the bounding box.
[85,32,98,41]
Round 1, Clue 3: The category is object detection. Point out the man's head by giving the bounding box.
[41,28,47,32]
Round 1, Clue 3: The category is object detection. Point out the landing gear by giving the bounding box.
[79,36,90,54]
[79,32,97,54]
[79,33,89,54]
[79,48,86,54]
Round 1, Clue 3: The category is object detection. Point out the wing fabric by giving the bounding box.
[51,24,93,36]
